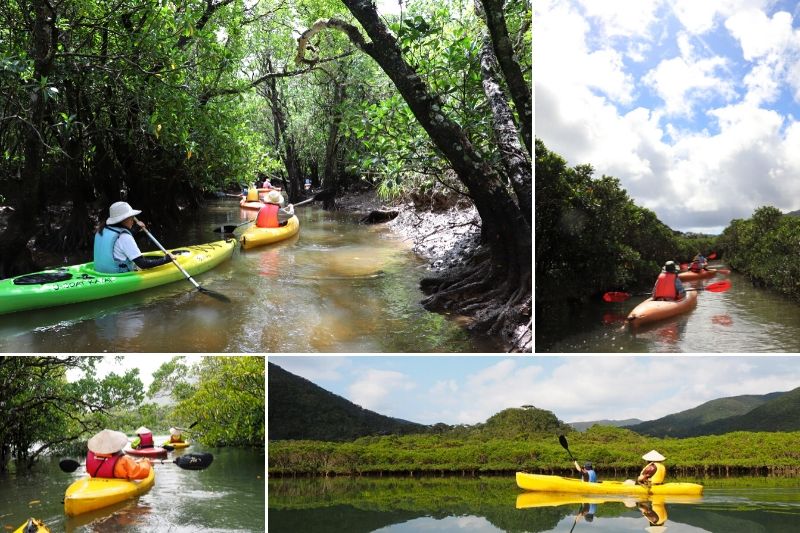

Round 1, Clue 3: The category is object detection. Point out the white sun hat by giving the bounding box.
[169,427,182,436]
[642,450,666,462]
[134,426,151,435]
[87,429,128,455]
[265,190,284,205]
[106,201,142,224]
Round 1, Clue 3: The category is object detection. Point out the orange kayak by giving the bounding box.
[627,290,698,327]
[240,196,264,211]
[678,268,718,281]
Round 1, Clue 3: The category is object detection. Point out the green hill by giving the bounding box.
[692,387,800,435]
[268,362,426,441]
[569,419,642,432]
[627,391,787,437]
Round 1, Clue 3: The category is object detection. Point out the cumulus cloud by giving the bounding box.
[536,0,800,233]
[348,369,416,414]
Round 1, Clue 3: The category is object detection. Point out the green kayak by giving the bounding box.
[0,239,235,315]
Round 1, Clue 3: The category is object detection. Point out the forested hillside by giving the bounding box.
[268,363,426,441]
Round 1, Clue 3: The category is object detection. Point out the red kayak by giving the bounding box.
[123,446,168,458]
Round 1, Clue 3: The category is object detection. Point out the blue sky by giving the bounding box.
[536,0,800,233]
[270,356,800,425]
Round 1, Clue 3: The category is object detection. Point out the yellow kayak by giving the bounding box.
[516,472,703,496]
[515,491,703,509]
[12,518,50,533]
[64,467,155,516]
[163,441,190,449]
[240,216,300,250]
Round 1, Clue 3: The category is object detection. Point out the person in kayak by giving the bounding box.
[86,429,152,480]
[637,449,667,485]
[130,426,155,449]
[652,261,685,301]
[573,460,598,482]
[255,190,294,228]
[689,253,708,272]
[94,201,175,273]
[166,427,186,444]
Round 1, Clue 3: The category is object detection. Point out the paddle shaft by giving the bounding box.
[134,219,201,290]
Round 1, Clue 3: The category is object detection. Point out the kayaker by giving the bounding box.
[94,201,175,273]
[131,426,155,449]
[86,429,151,480]
[652,261,685,301]
[637,450,667,486]
[255,190,294,228]
[689,253,708,272]
[573,460,598,482]
[167,427,186,444]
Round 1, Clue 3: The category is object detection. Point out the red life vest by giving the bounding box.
[653,272,678,300]
[138,432,154,448]
[86,451,123,478]
[255,203,279,228]
[169,435,184,443]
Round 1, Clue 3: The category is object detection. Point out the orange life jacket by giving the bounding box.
[256,203,279,228]
[653,272,678,300]
[86,451,122,478]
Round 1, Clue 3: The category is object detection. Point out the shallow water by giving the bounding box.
[0,444,264,532]
[0,199,498,352]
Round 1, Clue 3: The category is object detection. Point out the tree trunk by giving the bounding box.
[262,60,302,202]
[0,0,57,277]
[477,0,532,155]
[302,2,532,350]
[322,80,347,210]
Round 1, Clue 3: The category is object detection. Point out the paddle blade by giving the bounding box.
[213,225,238,234]
[198,286,231,303]
[708,252,717,260]
[162,444,175,451]
[704,280,731,293]
[558,434,569,451]
[59,459,81,473]
[716,269,731,275]
[174,452,213,470]
[188,421,200,429]
[603,291,631,303]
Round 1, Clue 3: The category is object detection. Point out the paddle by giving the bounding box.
[58,452,213,473]
[708,252,717,260]
[602,280,731,303]
[559,434,576,462]
[134,217,230,303]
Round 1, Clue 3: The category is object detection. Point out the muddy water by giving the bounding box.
[0,199,498,352]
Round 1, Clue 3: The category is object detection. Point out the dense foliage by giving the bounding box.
[149,356,264,447]
[535,140,718,334]
[268,362,426,441]
[269,424,800,476]
[716,206,800,299]
[0,356,142,472]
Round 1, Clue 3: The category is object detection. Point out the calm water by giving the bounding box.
[0,199,497,352]
[0,444,264,532]
[538,269,800,352]
[268,476,800,533]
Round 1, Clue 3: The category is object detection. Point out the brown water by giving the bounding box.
[537,269,800,352]
[0,199,498,352]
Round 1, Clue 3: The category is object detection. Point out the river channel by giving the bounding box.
[0,198,497,352]
[538,268,800,352]
[267,476,800,532]
[0,443,264,532]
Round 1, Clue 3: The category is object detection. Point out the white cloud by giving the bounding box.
[348,369,415,413]
[725,9,795,61]
[643,34,736,117]
[577,0,662,38]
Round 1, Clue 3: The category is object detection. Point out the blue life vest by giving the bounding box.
[93,226,134,273]
[586,469,598,482]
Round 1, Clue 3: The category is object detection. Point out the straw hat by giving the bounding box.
[134,426,151,435]
[169,427,182,436]
[642,450,666,462]
[87,429,128,454]
[106,201,142,224]
[265,190,284,205]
